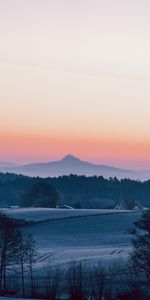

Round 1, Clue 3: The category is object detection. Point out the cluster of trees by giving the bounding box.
[49,175,150,208]
[0,174,59,208]
[0,212,37,297]
[21,181,59,207]
[1,173,150,208]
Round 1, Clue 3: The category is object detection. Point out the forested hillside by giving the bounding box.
[0,173,150,208]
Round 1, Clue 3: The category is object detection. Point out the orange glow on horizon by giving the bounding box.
[0,131,150,169]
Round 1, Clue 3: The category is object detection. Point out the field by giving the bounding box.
[3,208,141,268]
[2,207,132,222]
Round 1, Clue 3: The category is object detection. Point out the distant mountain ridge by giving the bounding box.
[0,154,149,180]
[0,162,18,168]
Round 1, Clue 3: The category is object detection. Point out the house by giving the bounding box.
[9,205,20,209]
[113,202,125,210]
[57,205,74,209]
[113,200,143,211]
[132,201,143,211]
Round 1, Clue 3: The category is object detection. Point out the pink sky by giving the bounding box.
[0,0,150,169]
[1,131,150,169]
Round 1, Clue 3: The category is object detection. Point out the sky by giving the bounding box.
[0,0,150,169]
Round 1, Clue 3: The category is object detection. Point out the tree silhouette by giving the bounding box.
[0,213,21,293]
[131,209,150,282]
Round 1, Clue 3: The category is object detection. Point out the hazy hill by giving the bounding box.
[0,154,144,179]
[0,162,18,168]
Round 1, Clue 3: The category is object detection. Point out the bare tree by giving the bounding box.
[0,212,21,294]
[67,261,88,300]
[89,263,106,300]
[44,265,61,300]
[131,209,150,283]
[89,262,117,300]
[115,273,142,300]
[0,212,39,298]
[26,233,38,297]
[16,233,32,297]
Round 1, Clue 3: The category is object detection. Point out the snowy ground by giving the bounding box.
[12,209,140,268]
[2,208,141,268]
[1,207,132,222]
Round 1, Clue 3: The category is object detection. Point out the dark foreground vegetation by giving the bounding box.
[0,172,150,208]
[3,261,150,300]
[0,212,37,297]
[0,210,150,299]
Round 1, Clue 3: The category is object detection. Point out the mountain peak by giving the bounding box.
[61,154,81,162]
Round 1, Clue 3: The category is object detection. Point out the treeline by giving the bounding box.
[0,173,150,208]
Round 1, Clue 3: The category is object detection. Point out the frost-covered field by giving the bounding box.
[11,209,140,268]
[2,207,131,222]
[3,208,141,268]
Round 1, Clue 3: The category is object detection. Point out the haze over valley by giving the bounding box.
[1,154,150,180]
